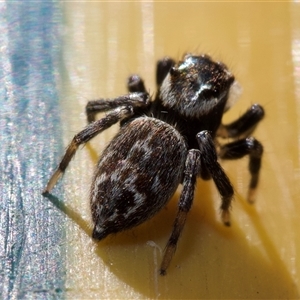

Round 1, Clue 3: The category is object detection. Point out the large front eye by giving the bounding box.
[198,88,217,100]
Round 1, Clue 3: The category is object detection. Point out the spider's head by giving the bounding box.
[160,54,239,118]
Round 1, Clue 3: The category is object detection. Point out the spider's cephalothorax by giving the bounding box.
[43,54,264,275]
[160,54,235,119]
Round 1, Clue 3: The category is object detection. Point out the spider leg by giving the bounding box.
[217,104,264,139]
[43,105,137,194]
[219,137,263,203]
[197,131,234,226]
[156,57,175,87]
[127,75,146,93]
[160,149,201,275]
[86,92,149,123]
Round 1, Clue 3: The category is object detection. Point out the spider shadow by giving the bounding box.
[93,179,299,299]
[43,192,93,238]
[43,180,299,299]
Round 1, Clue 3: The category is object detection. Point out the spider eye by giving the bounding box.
[198,87,217,100]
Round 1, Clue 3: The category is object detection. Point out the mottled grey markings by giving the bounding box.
[90,117,187,239]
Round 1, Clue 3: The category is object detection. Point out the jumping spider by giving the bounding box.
[43,54,264,275]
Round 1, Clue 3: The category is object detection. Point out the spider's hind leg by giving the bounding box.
[86,92,149,123]
[43,106,134,194]
[44,93,150,194]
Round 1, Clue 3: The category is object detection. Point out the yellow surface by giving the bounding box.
[57,2,300,299]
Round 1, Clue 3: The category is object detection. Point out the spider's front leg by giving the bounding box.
[217,103,265,139]
[219,137,263,204]
[43,93,150,194]
[127,75,146,93]
[217,104,264,203]
[197,131,234,226]
[160,149,201,275]
[156,57,175,87]
[126,56,175,96]
[160,131,235,275]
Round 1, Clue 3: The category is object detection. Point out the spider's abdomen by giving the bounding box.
[91,116,187,240]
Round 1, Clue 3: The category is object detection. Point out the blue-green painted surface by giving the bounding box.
[0,2,65,299]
